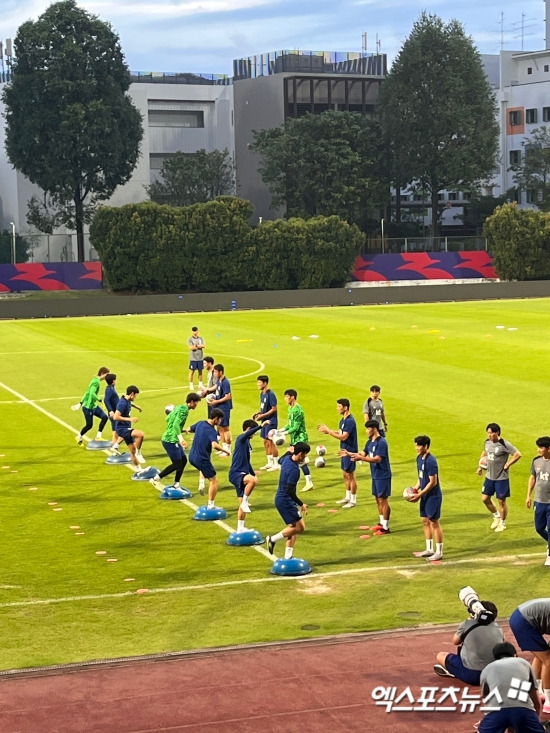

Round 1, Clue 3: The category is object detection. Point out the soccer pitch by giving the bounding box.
[1,299,549,671]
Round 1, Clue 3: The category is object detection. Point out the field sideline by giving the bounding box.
[1,299,549,671]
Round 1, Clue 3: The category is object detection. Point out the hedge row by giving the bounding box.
[484,202,550,280]
[90,196,364,292]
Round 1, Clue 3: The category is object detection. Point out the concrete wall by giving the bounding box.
[1,280,549,320]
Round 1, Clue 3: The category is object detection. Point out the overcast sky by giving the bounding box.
[0,0,545,75]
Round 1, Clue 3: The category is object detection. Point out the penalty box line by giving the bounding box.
[0,552,544,611]
[0,378,273,562]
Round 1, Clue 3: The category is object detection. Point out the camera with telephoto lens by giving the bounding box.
[458,586,496,625]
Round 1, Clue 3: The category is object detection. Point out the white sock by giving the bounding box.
[198,382,204,389]
[284,547,293,559]
[208,500,214,509]
[223,442,231,453]
[381,518,389,530]
[173,482,180,488]
[537,680,543,693]
[544,688,550,703]
[237,520,245,532]
[306,475,313,486]
[268,455,274,466]
[436,543,443,555]
[189,383,194,391]
[426,539,433,552]
[241,495,250,510]
[95,432,102,440]
[345,490,351,501]
[199,477,205,486]
[350,494,356,505]
[379,514,384,524]
[493,511,500,518]
[272,531,285,543]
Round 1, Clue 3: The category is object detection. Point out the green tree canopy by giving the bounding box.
[377,12,499,236]
[3,0,143,261]
[510,127,550,210]
[251,110,388,231]
[146,149,235,207]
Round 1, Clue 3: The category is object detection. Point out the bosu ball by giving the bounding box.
[105,453,133,464]
[160,486,192,500]
[227,529,264,546]
[193,505,227,521]
[270,558,312,576]
[131,466,159,481]
[86,440,115,451]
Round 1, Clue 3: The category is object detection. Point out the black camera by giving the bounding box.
[458,586,495,625]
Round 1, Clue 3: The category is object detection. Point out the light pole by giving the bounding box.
[9,221,15,264]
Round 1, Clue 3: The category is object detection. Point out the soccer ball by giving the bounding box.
[479,456,488,471]
[267,428,276,440]
[314,456,326,468]
[403,486,418,501]
[206,393,216,404]
[316,445,327,456]
[273,430,286,447]
[165,404,175,415]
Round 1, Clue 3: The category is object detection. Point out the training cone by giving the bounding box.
[131,466,159,481]
[105,453,133,464]
[160,486,192,500]
[227,529,264,546]
[193,505,228,521]
[86,440,114,451]
[270,557,312,576]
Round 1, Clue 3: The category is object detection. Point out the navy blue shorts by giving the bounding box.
[479,708,545,733]
[443,653,481,686]
[83,405,107,422]
[115,427,135,446]
[420,493,442,521]
[372,478,391,498]
[275,495,301,525]
[162,440,184,463]
[190,458,216,480]
[510,608,550,652]
[229,472,246,497]
[218,409,231,428]
[341,456,356,473]
[189,360,204,371]
[261,423,277,439]
[483,478,510,499]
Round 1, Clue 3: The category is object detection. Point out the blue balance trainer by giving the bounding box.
[270,557,312,576]
[105,453,133,464]
[160,486,192,500]
[131,466,159,481]
[86,440,115,451]
[193,505,228,521]
[227,529,264,546]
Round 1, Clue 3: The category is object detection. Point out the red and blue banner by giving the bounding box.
[351,252,497,282]
[0,262,102,291]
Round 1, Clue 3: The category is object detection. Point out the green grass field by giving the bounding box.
[1,299,549,671]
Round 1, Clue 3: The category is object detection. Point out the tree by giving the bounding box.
[509,127,550,210]
[2,0,143,261]
[146,149,235,207]
[377,12,499,237]
[251,110,389,230]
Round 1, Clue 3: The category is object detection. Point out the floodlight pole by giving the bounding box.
[9,221,15,264]
[381,218,385,254]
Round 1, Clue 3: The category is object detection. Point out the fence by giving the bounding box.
[364,236,487,254]
[0,233,98,264]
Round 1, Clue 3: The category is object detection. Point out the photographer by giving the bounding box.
[434,589,504,685]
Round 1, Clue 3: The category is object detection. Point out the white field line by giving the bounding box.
[0,552,544,611]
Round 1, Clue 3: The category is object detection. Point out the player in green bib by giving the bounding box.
[74,366,110,445]
[281,389,313,491]
[150,393,202,489]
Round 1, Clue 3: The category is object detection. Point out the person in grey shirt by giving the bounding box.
[188,326,206,392]
[510,599,550,717]
[527,437,550,567]
[434,600,504,685]
[362,385,388,437]
[476,422,522,533]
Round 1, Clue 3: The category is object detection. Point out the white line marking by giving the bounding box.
[0,552,544,610]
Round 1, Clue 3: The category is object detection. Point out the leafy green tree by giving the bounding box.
[251,110,389,230]
[2,0,143,261]
[146,149,235,207]
[377,12,499,237]
[0,230,34,264]
[509,127,550,210]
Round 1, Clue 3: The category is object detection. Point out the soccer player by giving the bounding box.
[209,363,232,455]
[187,408,229,507]
[362,385,388,437]
[113,385,147,470]
[409,434,444,562]
[343,419,392,532]
[104,373,120,447]
[266,442,311,559]
[229,419,265,532]
[74,366,110,445]
[527,437,550,566]
[188,326,206,392]
[477,422,522,532]
[281,389,313,491]
[318,398,358,508]
[253,375,279,471]
[510,599,550,716]
[150,393,201,490]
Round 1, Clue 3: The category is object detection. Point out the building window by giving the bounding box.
[545,65,549,72]
[509,150,521,165]
[544,107,550,121]
[527,67,533,75]
[526,189,537,204]
[437,193,446,201]
[148,110,204,128]
[509,110,522,126]
[526,108,537,124]
[462,192,471,201]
